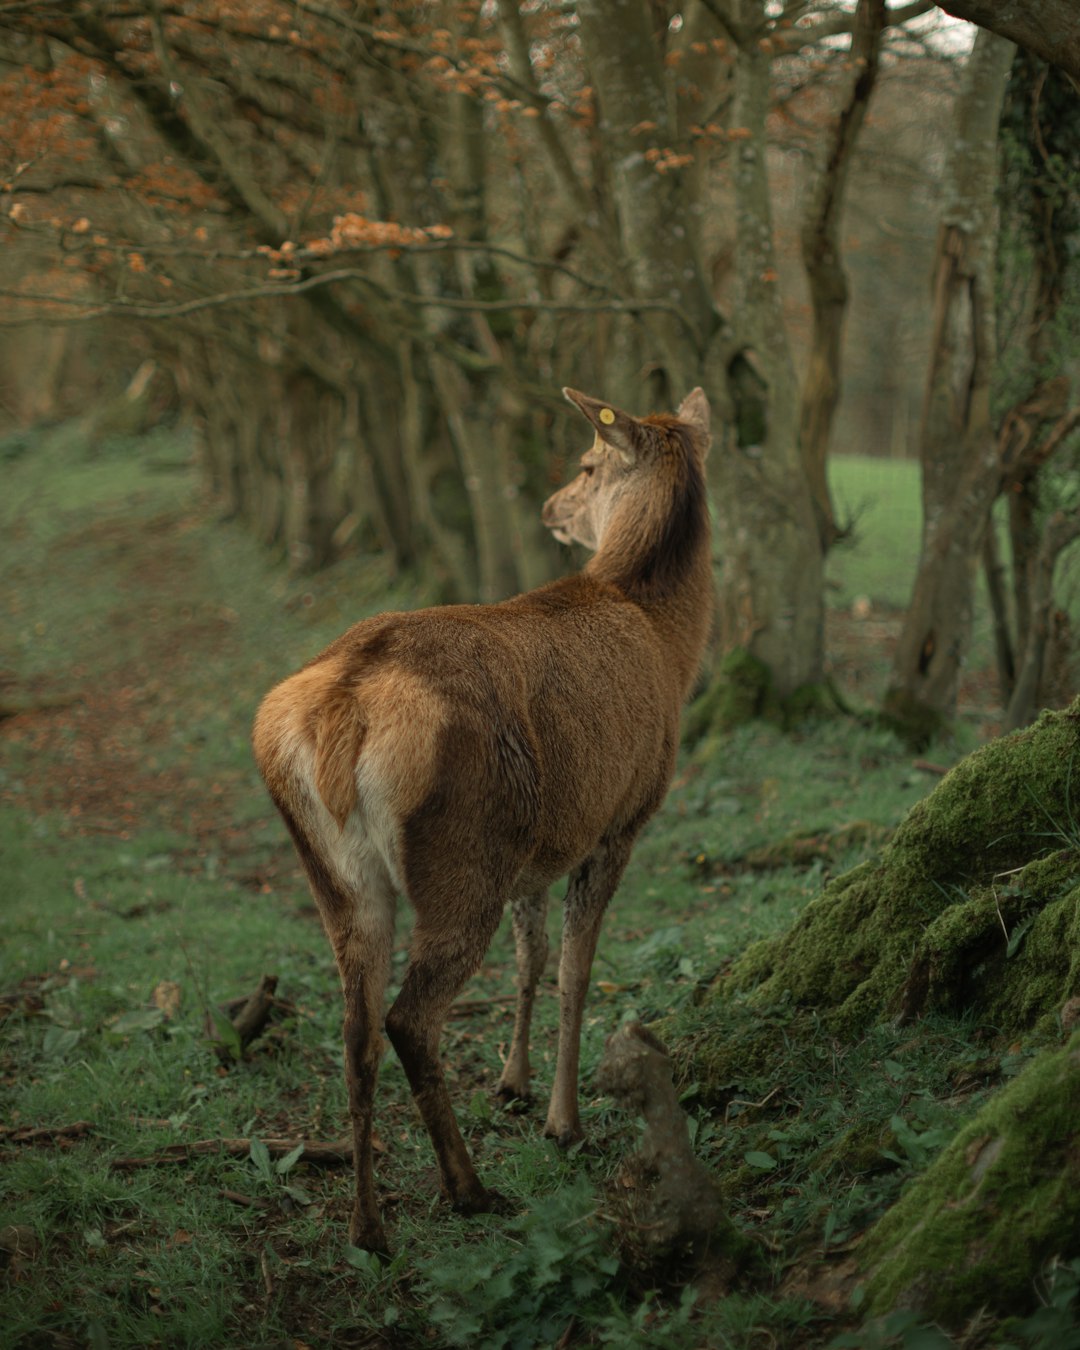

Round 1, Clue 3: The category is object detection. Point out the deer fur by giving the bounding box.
[252,386,713,1251]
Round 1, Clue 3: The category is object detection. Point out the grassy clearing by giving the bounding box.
[827,454,923,612]
[2,427,1068,1348]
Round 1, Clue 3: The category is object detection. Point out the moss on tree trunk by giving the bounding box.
[716,697,1080,1044]
[668,697,1080,1334]
[859,1032,1080,1326]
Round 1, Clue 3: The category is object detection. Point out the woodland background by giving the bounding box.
[1,0,1077,743]
[3,5,1080,1349]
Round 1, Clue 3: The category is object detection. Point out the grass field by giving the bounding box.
[0,427,1060,1348]
[826,454,924,611]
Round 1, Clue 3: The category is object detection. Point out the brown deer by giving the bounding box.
[252,386,713,1251]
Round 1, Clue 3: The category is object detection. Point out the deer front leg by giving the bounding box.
[544,838,633,1147]
[496,889,549,1103]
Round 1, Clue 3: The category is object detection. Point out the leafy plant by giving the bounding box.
[247,1137,315,1207]
[1000,1258,1080,1350]
[414,1179,620,1349]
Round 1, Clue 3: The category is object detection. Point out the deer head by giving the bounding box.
[543,387,710,552]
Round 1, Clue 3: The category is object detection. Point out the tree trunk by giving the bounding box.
[709,4,825,702]
[883,30,1015,744]
[1003,507,1080,731]
[987,56,1080,725]
[575,0,717,402]
[277,372,343,572]
[981,525,1015,702]
[798,0,886,551]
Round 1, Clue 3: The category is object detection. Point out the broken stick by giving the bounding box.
[111,1135,352,1171]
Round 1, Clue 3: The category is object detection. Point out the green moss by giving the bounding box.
[880,686,949,751]
[663,993,798,1107]
[859,1033,1080,1326]
[908,850,1080,1036]
[684,656,851,751]
[702,700,1080,1041]
[778,680,845,727]
[683,647,776,747]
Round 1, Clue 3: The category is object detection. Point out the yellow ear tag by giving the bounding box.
[599,407,615,425]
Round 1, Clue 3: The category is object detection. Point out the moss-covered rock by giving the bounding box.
[713,699,1080,1042]
[858,1033,1080,1326]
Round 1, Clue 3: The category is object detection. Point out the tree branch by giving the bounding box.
[496,0,592,214]
[0,269,698,332]
[934,0,1080,86]
[147,3,288,240]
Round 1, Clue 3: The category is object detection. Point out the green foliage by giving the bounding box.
[1002,1257,1080,1350]
[414,1180,620,1349]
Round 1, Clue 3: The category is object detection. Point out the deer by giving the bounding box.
[251,385,713,1252]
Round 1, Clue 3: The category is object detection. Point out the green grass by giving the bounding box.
[1,426,1072,1349]
[827,454,923,611]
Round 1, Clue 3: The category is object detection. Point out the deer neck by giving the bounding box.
[584,474,713,696]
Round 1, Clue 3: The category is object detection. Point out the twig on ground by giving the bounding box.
[219,1189,273,1210]
[206,973,283,1062]
[111,1135,353,1170]
[447,994,517,1019]
[724,1084,782,1125]
[0,1121,95,1145]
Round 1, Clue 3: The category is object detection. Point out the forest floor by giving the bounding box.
[2,423,1056,1350]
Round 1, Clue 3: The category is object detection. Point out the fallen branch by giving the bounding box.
[220,1188,273,1210]
[207,973,283,1062]
[217,989,296,1020]
[0,1121,95,1145]
[447,994,517,1019]
[111,1135,353,1171]
[231,974,279,1047]
[0,694,80,721]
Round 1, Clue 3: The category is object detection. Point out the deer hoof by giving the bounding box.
[494,1079,533,1108]
[543,1120,583,1150]
[348,1211,390,1255]
[453,1184,512,1217]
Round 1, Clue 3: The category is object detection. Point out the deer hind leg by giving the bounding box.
[273,799,397,1251]
[545,835,634,1147]
[496,889,549,1103]
[385,898,508,1215]
[326,889,395,1253]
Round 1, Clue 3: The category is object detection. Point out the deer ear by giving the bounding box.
[562,387,637,464]
[677,387,711,457]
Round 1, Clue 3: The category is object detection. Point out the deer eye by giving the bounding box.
[582,464,595,477]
